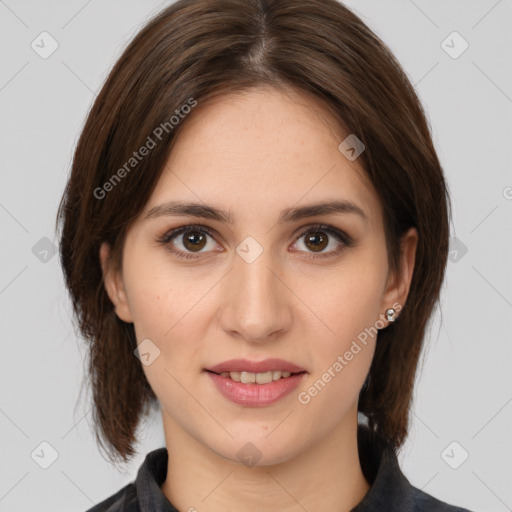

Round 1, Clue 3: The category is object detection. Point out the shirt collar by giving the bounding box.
[351,424,414,510]
[135,424,413,511]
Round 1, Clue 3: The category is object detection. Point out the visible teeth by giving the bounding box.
[219,370,293,383]
[255,372,272,384]
[241,371,256,383]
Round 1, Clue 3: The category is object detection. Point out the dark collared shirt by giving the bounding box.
[86,425,473,511]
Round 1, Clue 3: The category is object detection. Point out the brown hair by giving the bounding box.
[56,0,451,464]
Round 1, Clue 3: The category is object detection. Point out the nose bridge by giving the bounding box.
[219,242,291,341]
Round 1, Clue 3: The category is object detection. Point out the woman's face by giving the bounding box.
[101,86,416,466]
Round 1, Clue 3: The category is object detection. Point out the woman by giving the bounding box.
[56,0,473,510]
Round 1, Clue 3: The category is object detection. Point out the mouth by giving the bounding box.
[204,358,308,385]
[205,369,307,384]
[205,366,308,406]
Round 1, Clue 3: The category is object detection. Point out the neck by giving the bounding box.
[160,409,370,512]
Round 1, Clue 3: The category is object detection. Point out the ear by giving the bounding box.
[99,242,134,323]
[379,227,418,326]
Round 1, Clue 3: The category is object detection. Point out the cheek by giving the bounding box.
[121,259,204,405]
[122,248,194,338]
[122,251,213,376]
[123,276,169,341]
[305,257,385,341]
[295,254,385,393]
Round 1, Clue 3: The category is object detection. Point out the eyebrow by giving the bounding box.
[144,199,368,224]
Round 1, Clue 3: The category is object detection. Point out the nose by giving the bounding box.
[217,245,293,343]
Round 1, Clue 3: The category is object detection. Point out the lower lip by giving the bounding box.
[205,371,307,406]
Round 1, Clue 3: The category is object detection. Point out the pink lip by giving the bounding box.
[206,371,307,407]
[206,358,306,374]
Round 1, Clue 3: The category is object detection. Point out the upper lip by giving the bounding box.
[205,358,307,374]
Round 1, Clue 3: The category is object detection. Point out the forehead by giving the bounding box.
[146,86,382,230]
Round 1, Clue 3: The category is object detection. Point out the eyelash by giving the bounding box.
[156,222,354,260]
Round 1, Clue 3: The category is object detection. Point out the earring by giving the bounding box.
[385,308,396,322]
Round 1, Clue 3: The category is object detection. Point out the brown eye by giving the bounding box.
[303,231,329,252]
[293,224,353,258]
[182,230,208,252]
[158,225,219,259]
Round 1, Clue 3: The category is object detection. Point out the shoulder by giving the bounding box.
[84,483,139,512]
[354,424,474,512]
[82,447,170,512]
[354,474,475,512]
[409,485,474,512]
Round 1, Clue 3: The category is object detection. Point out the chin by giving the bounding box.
[208,432,303,468]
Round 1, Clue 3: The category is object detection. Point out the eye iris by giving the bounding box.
[305,231,328,252]
[183,231,207,251]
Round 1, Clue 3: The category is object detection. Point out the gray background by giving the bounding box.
[1,0,511,510]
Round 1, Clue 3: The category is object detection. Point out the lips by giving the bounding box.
[205,358,306,375]
[206,369,307,406]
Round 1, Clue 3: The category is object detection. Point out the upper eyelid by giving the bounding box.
[160,222,351,247]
